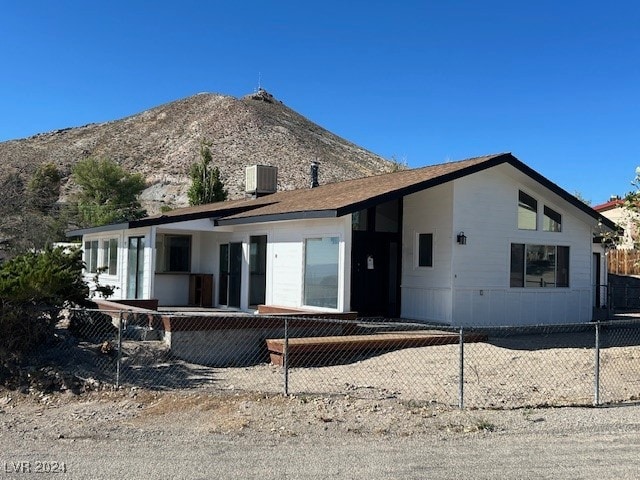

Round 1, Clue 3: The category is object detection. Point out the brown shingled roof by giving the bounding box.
[217,153,510,224]
[68,152,617,235]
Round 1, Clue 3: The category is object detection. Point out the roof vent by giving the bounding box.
[246,165,278,198]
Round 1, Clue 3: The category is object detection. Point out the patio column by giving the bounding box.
[148,225,157,300]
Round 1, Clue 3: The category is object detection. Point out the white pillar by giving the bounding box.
[148,226,157,299]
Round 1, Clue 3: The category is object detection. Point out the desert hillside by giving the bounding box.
[0,89,394,214]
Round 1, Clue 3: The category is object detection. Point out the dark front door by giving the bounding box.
[351,231,400,317]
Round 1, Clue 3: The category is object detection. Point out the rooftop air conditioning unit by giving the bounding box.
[245,165,278,197]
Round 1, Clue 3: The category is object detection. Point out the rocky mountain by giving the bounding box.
[0,89,395,214]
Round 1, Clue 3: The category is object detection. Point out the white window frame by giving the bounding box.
[155,234,192,273]
[543,205,562,232]
[302,235,340,309]
[101,238,119,276]
[84,240,99,274]
[518,190,538,230]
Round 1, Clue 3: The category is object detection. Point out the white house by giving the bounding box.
[68,153,616,326]
[594,197,636,249]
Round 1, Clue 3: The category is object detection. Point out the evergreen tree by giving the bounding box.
[187,142,228,206]
[72,158,147,227]
[27,162,61,214]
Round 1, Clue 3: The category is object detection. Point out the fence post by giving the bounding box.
[116,310,124,388]
[458,326,464,409]
[594,321,601,406]
[283,317,289,396]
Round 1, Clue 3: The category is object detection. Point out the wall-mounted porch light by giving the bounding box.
[456,231,467,245]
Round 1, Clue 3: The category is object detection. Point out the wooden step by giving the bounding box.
[266,331,487,367]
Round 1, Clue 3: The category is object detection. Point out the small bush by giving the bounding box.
[68,309,117,340]
[0,246,90,378]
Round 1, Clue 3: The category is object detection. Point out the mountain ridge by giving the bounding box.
[0,89,395,214]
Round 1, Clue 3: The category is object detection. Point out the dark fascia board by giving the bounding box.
[216,209,338,226]
[66,203,276,235]
[130,202,273,228]
[129,204,275,228]
[66,222,130,238]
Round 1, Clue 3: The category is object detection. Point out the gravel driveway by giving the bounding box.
[2,389,640,479]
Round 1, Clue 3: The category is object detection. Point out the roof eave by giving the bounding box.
[216,209,338,226]
[66,222,131,238]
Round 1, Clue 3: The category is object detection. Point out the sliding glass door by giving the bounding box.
[218,242,243,308]
[127,236,145,299]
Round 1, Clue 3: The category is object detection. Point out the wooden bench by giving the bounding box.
[266,331,487,367]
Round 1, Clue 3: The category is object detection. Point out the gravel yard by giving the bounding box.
[2,323,640,478]
[2,387,640,479]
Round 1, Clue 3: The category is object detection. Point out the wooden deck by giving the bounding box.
[266,331,488,367]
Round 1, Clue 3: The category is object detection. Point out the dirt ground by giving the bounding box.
[2,387,640,479]
[2,323,640,478]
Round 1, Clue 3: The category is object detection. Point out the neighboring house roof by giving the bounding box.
[593,197,635,248]
[67,152,617,236]
[593,198,624,213]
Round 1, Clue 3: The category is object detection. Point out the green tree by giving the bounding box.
[21,163,68,250]
[0,165,65,257]
[572,191,591,206]
[0,172,27,258]
[27,162,61,214]
[619,167,640,248]
[187,142,228,206]
[0,246,90,366]
[72,158,147,227]
[0,245,88,306]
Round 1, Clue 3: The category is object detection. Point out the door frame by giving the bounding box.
[218,241,243,308]
[127,236,145,299]
[350,198,403,317]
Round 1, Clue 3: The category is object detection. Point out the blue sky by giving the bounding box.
[2,1,639,205]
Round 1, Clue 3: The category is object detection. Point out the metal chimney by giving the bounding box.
[310,161,319,188]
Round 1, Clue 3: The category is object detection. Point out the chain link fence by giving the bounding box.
[44,308,640,409]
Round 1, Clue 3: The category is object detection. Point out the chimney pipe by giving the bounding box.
[310,161,319,188]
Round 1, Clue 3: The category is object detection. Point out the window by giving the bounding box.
[375,199,399,233]
[417,233,433,267]
[543,206,562,232]
[510,244,570,288]
[84,240,99,273]
[156,235,191,273]
[518,191,537,230]
[352,209,368,231]
[102,238,118,275]
[218,244,229,306]
[351,199,400,233]
[510,243,525,287]
[304,237,339,308]
[249,235,267,306]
